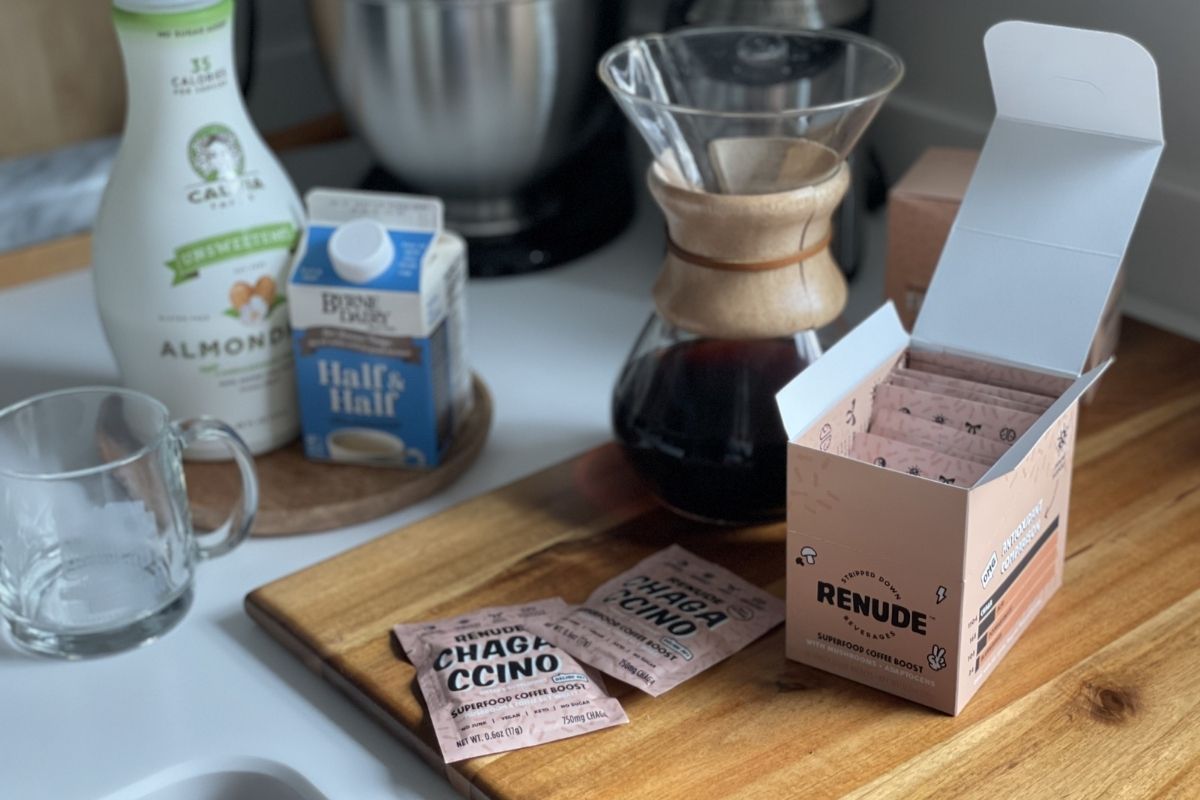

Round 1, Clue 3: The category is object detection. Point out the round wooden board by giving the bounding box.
[185,375,493,536]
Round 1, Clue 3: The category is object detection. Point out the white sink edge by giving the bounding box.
[97,755,331,800]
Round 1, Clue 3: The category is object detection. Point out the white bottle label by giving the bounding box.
[94,0,303,456]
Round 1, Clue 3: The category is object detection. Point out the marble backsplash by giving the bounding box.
[0,138,118,253]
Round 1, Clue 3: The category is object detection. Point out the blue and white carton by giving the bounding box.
[288,189,471,467]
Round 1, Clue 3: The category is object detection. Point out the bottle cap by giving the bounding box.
[328,219,395,284]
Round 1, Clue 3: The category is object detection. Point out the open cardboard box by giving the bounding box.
[775,21,1163,714]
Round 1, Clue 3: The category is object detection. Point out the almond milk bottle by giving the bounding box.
[93,0,303,455]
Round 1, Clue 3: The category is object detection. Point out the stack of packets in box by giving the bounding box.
[851,350,1067,488]
[393,546,784,763]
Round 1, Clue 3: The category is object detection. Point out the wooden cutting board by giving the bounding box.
[245,319,1200,799]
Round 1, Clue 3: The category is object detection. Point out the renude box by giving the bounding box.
[775,21,1163,714]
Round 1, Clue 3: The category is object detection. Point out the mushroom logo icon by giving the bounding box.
[796,546,818,566]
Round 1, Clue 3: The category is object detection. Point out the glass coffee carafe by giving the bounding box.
[600,27,902,524]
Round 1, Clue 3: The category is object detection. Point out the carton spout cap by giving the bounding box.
[329,219,394,284]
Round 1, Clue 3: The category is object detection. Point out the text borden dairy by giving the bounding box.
[288,190,471,468]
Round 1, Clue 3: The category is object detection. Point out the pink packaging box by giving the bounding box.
[775,21,1163,714]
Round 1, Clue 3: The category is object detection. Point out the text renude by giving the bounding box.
[817,581,928,635]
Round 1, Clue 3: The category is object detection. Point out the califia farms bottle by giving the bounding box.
[94,0,303,456]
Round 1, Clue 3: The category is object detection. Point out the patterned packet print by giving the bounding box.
[393,599,628,763]
[886,374,1048,416]
[539,545,785,698]
[890,366,1055,410]
[870,409,1008,466]
[874,383,1040,445]
[851,432,987,487]
[905,350,1071,397]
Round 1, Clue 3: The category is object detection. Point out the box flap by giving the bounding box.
[977,358,1111,485]
[912,21,1163,377]
[776,302,909,439]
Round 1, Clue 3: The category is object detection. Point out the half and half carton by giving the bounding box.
[288,190,472,468]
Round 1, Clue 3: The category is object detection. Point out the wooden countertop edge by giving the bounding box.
[0,233,91,290]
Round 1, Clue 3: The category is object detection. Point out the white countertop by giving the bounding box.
[0,198,885,800]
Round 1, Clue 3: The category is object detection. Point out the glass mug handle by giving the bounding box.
[173,417,259,559]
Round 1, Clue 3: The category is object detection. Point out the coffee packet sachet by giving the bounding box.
[890,366,1054,411]
[871,409,1008,465]
[540,545,785,697]
[851,431,988,487]
[873,383,1039,444]
[393,599,628,763]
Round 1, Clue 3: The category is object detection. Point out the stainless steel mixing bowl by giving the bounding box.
[309,0,622,235]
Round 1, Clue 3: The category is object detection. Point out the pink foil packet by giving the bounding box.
[873,383,1040,444]
[890,366,1055,410]
[850,431,987,486]
[393,599,628,763]
[539,545,784,697]
[870,409,1009,465]
[905,350,1071,397]
[886,373,1048,416]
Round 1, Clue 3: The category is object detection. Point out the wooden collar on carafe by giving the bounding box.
[666,230,833,273]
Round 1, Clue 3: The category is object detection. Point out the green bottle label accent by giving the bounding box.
[165,222,298,285]
[113,0,233,33]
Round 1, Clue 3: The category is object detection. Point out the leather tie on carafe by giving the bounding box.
[648,161,850,340]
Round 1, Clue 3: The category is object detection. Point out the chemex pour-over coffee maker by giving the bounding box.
[600,27,902,524]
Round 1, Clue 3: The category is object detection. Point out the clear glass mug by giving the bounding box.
[0,387,257,658]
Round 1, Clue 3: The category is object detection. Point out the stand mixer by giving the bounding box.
[308,0,634,276]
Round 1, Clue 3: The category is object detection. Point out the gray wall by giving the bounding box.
[869,0,1199,340]
[245,1,336,132]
